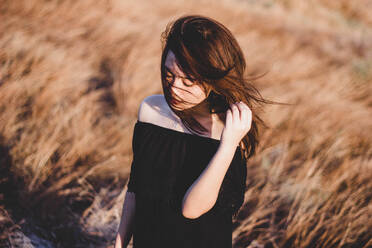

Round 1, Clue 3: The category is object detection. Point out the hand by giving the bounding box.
[220,101,252,148]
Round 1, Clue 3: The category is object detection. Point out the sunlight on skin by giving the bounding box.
[164,50,209,110]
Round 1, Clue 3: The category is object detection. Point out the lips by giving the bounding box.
[169,91,177,102]
[169,97,176,104]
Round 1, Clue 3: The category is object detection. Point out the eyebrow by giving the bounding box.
[164,65,194,80]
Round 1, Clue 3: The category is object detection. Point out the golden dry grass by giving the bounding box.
[0,0,371,247]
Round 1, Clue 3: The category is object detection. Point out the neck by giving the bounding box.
[188,98,216,122]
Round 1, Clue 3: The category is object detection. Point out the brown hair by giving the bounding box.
[160,14,288,161]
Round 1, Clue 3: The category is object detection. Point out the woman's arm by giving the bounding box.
[181,142,238,219]
[114,191,136,248]
[181,101,251,219]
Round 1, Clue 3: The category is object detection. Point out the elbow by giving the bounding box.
[182,207,201,219]
[181,200,201,219]
[181,197,201,219]
[181,202,212,219]
[181,194,215,219]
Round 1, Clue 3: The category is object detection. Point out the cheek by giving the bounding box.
[172,85,207,106]
[189,86,207,102]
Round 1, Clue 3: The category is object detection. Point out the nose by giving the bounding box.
[170,76,183,88]
[170,77,184,95]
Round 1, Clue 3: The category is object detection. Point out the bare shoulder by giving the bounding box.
[138,94,176,125]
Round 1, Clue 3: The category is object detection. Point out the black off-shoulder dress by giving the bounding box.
[126,120,247,248]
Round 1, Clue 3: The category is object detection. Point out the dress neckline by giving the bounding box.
[136,119,220,141]
[136,120,240,148]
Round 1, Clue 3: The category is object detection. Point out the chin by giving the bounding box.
[171,103,193,111]
[172,104,188,111]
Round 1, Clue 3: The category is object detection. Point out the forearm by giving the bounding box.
[115,192,136,248]
[181,142,238,219]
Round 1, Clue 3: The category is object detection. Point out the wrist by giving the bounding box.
[219,140,239,152]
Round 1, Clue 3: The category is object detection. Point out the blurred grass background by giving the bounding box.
[0,0,371,247]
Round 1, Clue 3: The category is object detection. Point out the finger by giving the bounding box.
[225,108,232,128]
[238,102,249,128]
[236,101,244,121]
[240,102,252,130]
[230,102,239,125]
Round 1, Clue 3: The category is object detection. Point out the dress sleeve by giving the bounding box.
[215,154,247,218]
[126,123,140,193]
[126,161,136,193]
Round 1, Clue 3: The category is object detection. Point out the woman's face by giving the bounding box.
[164,50,209,110]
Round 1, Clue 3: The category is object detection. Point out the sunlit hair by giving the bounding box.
[160,14,288,161]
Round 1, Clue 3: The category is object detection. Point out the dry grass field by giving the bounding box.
[0,0,371,247]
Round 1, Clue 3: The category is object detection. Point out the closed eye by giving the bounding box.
[165,68,195,87]
[182,79,194,87]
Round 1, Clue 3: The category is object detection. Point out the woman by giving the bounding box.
[115,14,279,248]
